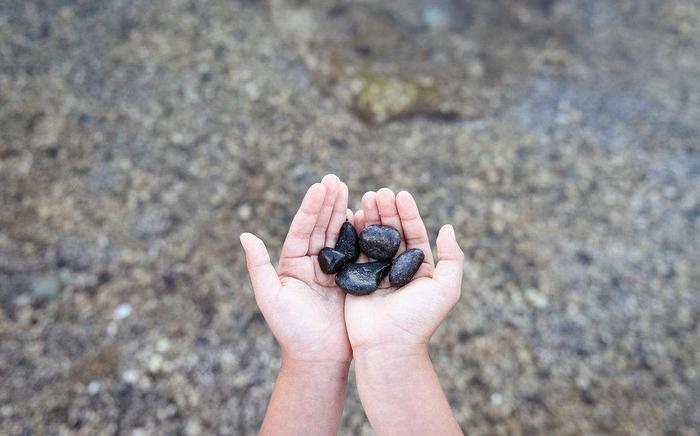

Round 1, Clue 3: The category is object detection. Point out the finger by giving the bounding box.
[240,233,282,301]
[346,208,354,226]
[375,188,405,252]
[280,183,326,259]
[433,224,464,304]
[309,174,341,254]
[396,191,435,266]
[361,191,381,226]
[354,209,365,232]
[325,182,349,247]
[354,210,369,263]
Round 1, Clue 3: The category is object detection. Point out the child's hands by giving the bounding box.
[240,175,353,364]
[243,184,464,435]
[344,189,464,357]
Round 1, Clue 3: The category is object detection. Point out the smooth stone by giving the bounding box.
[335,221,359,262]
[31,272,61,298]
[359,225,401,260]
[389,248,425,287]
[335,261,391,295]
[318,247,350,274]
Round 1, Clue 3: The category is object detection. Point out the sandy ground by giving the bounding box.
[1,0,699,434]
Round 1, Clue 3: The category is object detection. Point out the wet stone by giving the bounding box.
[359,225,401,260]
[335,221,359,262]
[335,261,391,295]
[389,248,425,287]
[318,247,350,274]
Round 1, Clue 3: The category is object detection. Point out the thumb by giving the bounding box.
[432,224,464,305]
[240,233,282,300]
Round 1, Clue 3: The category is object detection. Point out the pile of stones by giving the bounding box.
[319,222,424,295]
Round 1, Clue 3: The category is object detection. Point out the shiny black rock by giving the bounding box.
[359,225,401,260]
[318,247,350,274]
[335,261,391,295]
[389,248,425,287]
[335,221,359,262]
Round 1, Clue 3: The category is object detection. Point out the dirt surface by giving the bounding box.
[1,0,699,434]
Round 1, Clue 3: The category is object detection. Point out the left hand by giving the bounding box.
[344,189,464,357]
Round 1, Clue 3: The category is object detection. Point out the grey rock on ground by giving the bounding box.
[1,0,699,435]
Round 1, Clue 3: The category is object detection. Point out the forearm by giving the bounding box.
[354,345,463,436]
[260,358,349,436]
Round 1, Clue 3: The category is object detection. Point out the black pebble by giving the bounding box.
[389,248,425,287]
[335,221,359,262]
[335,261,391,295]
[359,225,401,260]
[318,247,350,274]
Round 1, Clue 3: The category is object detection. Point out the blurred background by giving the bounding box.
[1,0,699,434]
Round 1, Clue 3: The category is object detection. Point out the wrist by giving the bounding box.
[353,343,429,362]
[261,354,349,436]
[352,345,462,436]
[280,355,350,382]
[353,343,432,380]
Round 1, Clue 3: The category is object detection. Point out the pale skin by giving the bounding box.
[240,175,464,436]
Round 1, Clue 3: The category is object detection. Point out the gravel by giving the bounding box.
[1,0,699,434]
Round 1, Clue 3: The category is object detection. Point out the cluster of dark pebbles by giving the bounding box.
[319,222,424,295]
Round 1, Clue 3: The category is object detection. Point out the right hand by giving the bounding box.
[240,175,354,364]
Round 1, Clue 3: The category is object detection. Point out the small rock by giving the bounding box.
[319,221,360,273]
[318,247,350,274]
[87,381,101,395]
[389,248,425,287]
[30,273,61,298]
[148,354,164,373]
[525,288,548,308]
[335,221,360,262]
[423,7,450,31]
[422,0,471,32]
[359,225,401,260]
[244,82,261,101]
[156,338,171,353]
[122,369,139,384]
[335,261,391,295]
[490,392,504,406]
[237,203,253,220]
[114,303,132,320]
[170,132,185,144]
[576,250,593,265]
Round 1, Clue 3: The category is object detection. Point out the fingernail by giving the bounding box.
[321,174,339,183]
[443,224,455,237]
[239,233,250,247]
[306,183,325,197]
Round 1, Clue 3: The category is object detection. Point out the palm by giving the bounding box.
[345,278,439,349]
[241,175,353,363]
[273,257,349,361]
[345,189,464,352]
